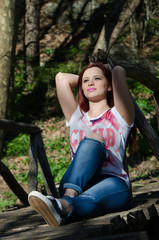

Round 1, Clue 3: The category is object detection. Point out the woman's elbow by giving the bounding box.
[55,72,63,83]
[112,66,125,75]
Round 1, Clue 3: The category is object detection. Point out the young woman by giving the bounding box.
[28,63,135,227]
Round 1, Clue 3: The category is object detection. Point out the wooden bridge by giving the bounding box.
[0,180,159,240]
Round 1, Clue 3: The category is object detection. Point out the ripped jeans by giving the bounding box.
[59,137,131,220]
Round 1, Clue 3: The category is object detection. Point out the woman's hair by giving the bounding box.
[78,62,114,113]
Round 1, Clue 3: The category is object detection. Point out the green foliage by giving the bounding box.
[44,47,55,56]
[149,47,159,61]
[119,36,126,43]
[148,18,159,36]
[4,134,29,157]
[0,192,18,211]
[8,58,81,122]
[16,171,29,183]
[128,79,154,115]
[45,136,71,183]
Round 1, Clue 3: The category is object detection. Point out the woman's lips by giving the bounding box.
[87,88,96,92]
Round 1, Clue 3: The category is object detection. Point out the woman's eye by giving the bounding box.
[83,79,88,83]
[95,77,101,80]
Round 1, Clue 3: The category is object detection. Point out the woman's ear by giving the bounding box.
[107,85,112,92]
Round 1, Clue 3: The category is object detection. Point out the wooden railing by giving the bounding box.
[0,98,159,206]
[0,120,58,206]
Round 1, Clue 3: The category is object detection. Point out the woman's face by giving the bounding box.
[82,67,111,102]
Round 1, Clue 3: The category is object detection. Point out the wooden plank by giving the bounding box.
[90,231,148,240]
[153,92,159,131]
[148,204,158,218]
[0,161,28,206]
[0,119,41,134]
[36,133,58,197]
[133,99,159,161]
[126,210,148,233]
[110,215,126,232]
[28,135,38,192]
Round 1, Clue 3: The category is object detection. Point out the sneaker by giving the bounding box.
[28,191,62,227]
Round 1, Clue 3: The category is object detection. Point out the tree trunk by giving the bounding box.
[109,60,159,93]
[107,0,142,52]
[0,0,15,153]
[94,0,126,53]
[25,0,40,84]
[130,14,138,48]
[94,25,107,53]
[142,0,150,43]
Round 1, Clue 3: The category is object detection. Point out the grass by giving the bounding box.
[0,192,18,211]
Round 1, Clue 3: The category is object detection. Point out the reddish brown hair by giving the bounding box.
[78,63,114,113]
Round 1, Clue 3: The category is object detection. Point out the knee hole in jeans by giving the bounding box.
[86,133,105,143]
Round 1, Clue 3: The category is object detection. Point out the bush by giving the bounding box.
[4,134,29,157]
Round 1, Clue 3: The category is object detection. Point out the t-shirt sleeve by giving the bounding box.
[112,106,134,129]
[111,106,134,148]
[66,105,81,127]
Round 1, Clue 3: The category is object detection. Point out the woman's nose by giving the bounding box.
[88,79,94,85]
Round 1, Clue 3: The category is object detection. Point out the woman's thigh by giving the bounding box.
[72,175,131,218]
[59,137,106,196]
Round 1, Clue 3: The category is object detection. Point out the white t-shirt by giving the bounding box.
[66,106,133,187]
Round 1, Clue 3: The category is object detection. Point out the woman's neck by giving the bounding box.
[88,100,110,118]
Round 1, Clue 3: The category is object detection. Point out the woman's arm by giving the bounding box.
[112,66,135,126]
[55,72,78,122]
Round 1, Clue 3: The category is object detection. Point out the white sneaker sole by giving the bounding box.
[28,191,62,227]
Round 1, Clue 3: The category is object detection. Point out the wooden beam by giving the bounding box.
[35,133,58,197]
[0,119,41,134]
[28,135,38,192]
[0,161,28,206]
[153,92,159,131]
[133,99,159,161]
[91,231,148,240]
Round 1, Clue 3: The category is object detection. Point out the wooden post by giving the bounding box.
[28,134,38,192]
[0,161,28,206]
[133,99,159,161]
[36,132,58,197]
[153,92,159,131]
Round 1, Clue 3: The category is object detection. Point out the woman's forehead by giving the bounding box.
[83,67,103,77]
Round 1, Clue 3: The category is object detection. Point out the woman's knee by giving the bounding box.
[86,133,105,143]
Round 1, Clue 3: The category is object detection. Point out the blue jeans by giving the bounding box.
[59,137,131,220]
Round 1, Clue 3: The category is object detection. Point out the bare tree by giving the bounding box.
[25,0,40,84]
[94,0,142,53]
[107,0,142,52]
[0,0,15,153]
